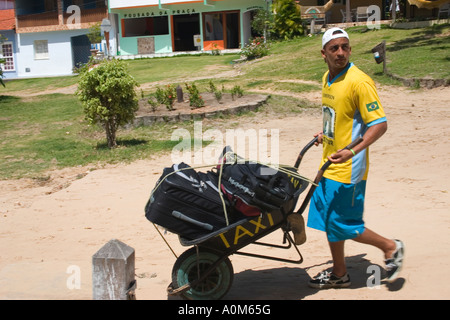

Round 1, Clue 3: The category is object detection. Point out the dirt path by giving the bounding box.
[0,84,449,300]
[8,67,243,98]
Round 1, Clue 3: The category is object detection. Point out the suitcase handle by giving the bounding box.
[172,211,214,231]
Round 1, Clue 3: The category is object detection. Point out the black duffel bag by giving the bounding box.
[145,162,239,240]
[215,147,306,217]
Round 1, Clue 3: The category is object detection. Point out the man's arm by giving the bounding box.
[327,121,387,164]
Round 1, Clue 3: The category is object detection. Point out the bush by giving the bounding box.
[211,43,221,56]
[272,0,304,39]
[214,90,223,102]
[208,79,217,93]
[185,82,205,109]
[76,59,139,148]
[251,9,275,40]
[87,23,102,44]
[248,1,304,41]
[241,37,270,60]
[154,84,176,111]
[147,96,159,112]
[231,85,244,100]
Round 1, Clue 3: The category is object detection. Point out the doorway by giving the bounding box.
[172,14,200,52]
[71,34,91,69]
[203,11,240,51]
[225,12,239,49]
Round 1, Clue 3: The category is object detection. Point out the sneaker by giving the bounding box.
[385,239,405,282]
[287,214,306,245]
[308,271,351,289]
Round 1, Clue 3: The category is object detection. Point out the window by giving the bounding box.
[34,40,49,60]
[0,42,15,71]
[204,13,223,41]
[203,11,240,49]
[122,16,169,37]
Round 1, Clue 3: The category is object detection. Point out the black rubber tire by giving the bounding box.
[171,247,234,300]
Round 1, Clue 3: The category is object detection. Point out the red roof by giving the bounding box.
[0,9,15,31]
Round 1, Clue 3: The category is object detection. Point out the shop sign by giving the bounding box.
[123,8,197,18]
[246,6,264,11]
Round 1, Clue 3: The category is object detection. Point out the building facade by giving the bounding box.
[13,0,112,78]
[0,1,17,79]
[109,0,271,57]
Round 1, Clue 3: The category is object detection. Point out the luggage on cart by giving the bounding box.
[146,137,364,300]
[145,163,238,240]
[217,147,306,217]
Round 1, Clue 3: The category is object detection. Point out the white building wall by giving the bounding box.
[16,29,92,78]
[109,0,190,9]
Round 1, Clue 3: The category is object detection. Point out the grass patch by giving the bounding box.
[238,24,450,86]
[0,94,181,178]
[2,75,78,95]
[127,54,239,86]
[272,81,321,92]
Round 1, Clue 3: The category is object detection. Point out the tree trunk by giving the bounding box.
[105,119,117,149]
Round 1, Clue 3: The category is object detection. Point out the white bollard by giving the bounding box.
[92,239,136,300]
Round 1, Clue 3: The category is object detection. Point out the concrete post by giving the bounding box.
[176,85,184,103]
[92,239,136,300]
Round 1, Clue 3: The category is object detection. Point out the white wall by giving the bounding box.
[109,0,198,9]
[16,30,87,78]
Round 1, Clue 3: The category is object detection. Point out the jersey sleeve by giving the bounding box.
[354,80,386,126]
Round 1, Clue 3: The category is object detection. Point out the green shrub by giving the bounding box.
[211,43,221,56]
[251,8,275,40]
[231,85,244,100]
[154,84,176,111]
[147,96,159,112]
[76,59,139,148]
[272,0,304,39]
[208,79,217,93]
[214,90,223,102]
[185,82,205,109]
[241,37,270,60]
[163,84,176,111]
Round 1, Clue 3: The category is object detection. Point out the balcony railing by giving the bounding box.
[16,11,59,29]
[63,7,108,24]
[16,7,108,31]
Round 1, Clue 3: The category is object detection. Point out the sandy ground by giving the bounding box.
[0,84,449,300]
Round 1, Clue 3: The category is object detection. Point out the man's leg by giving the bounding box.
[353,228,405,281]
[352,228,396,259]
[329,240,347,276]
[309,240,351,289]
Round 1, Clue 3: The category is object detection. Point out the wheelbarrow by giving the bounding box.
[165,136,363,300]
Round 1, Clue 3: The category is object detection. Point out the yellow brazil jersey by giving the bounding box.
[321,63,386,184]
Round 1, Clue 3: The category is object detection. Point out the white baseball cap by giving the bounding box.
[322,27,349,49]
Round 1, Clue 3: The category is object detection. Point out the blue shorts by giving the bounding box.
[307,177,366,242]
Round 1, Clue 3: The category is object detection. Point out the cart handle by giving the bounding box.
[294,136,319,169]
[319,136,364,173]
[295,137,364,215]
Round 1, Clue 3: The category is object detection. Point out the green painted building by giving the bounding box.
[108,0,271,56]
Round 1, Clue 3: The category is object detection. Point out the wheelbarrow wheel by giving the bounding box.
[171,247,233,300]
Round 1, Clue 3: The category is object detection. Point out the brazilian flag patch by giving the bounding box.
[366,101,380,112]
